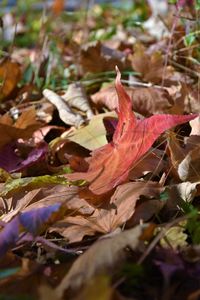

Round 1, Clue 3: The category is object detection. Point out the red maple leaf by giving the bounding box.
[67,68,197,195]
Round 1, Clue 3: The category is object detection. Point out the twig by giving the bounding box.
[137,215,188,264]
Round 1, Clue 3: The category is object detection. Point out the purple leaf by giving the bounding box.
[0,142,48,173]
[154,249,184,281]
[0,217,20,257]
[0,203,62,257]
[19,203,61,235]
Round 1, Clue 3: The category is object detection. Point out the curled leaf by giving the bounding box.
[43,89,84,127]
[62,83,94,119]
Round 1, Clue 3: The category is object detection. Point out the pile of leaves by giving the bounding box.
[0,0,200,299]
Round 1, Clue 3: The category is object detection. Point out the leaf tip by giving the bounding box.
[115,65,121,83]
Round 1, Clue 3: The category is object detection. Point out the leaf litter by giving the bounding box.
[0,1,200,299]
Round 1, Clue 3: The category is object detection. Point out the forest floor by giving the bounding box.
[0,1,200,300]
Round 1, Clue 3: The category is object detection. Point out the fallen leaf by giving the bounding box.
[159,182,200,216]
[55,224,144,297]
[0,142,48,173]
[51,181,161,241]
[190,116,200,136]
[39,275,121,300]
[62,112,116,151]
[177,145,200,182]
[0,203,63,257]
[1,185,94,224]
[143,15,169,39]
[43,89,84,127]
[127,199,164,227]
[91,85,174,116]
[160,224,188,249]
[66,69,197,195]
[0,107,42,149]
[14,107,38,129]
[71,276,114,300]
[0,58,21,100]
[62,83,94,119]
[1,188,41,223]
[79,41,130,74]
[167,128,200,182]
[128,150,165,179]
[0,175,69,198]
[131,46,172,84]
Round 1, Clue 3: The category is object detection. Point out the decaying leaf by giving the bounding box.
[1,185,94,224]
[167,122,200,182]
[43,89,84,127]
[0,203,63,257]
[91,84,174,116]
[160,224,188,249]
[160,181,200,216]
[62,83,94,119]
[0,58,21,100]
[79,41,130,73]
[0,108,42,149]
[0,175,69,198]
[131,46,172,84]
[66,69,197,195]
[0,142,48,173]
[55,224,144,297]
[39,275,120,300]
[51,181,161,242]
[177,146,200,182]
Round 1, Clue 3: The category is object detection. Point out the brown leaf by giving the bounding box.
[128,150,165,179]
[0,108,41,149]
[0,58,21,100]
[15,107,39,129]
[131,45,173,84]
[62,83,93,119]
[55,225,144,297]
[43,89,84,127]
[51,181,161,242]
[80,41,130,74]
[1,185,94,224]
[127,200,164,227]
[167,123,200,182]
[91,85,174,116]
[177,146,200,182]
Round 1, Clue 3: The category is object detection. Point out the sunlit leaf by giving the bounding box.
[67,69,197,195]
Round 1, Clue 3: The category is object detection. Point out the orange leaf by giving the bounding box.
[52,0,65,15]
[0,59,21,100]
[67,68,198,195]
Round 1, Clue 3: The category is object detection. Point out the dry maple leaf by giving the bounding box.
[51,181,161,242]
[66,68,197,195]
